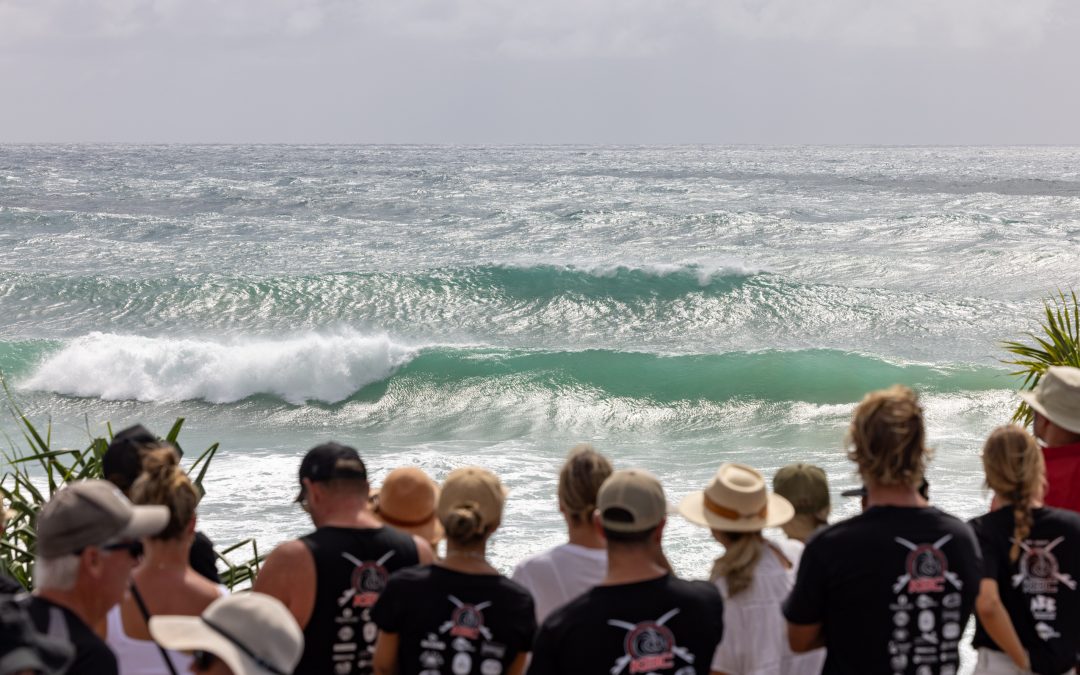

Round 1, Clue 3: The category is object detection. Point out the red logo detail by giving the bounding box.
[449,605,485,639]
[905,545,947,593]
[350,562,389,607]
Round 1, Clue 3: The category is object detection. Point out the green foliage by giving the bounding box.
[0,386,262,590]
[1002,289,1080,426]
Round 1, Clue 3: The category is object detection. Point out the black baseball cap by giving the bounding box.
[295,443,367,502]
[103,425,160,493]
[841,479,929,500]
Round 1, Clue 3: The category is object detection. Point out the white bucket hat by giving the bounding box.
[679,463,795,533]
[150,593,303,675]
[1020,366,1080,435]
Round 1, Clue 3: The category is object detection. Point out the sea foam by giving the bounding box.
[20,331,417,404]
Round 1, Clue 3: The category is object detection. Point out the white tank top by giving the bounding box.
[106,586,227,675]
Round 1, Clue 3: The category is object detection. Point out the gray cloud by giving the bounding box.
[1,0,1077,143]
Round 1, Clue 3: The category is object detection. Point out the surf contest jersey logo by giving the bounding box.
[338,550,395,609]
[892,535,964,594]
[608,608,695,675]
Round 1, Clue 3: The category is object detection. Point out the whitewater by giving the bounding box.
[2,145,1079,670]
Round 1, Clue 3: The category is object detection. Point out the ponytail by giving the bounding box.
[442,502,488,546]
[130,443,199,541]
[981,425,1044,563]
[710,532,764,597]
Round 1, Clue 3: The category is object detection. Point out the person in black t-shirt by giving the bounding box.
[372,466,536,675]
[529,469,725,675]
[784,385,982,675]
[970,425,1080,675]
[254,443,434,675]
[103,424,221,583]
[30,480,169,675]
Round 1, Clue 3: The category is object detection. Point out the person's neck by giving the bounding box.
[313,501,382,529]
[439,541,497,574]
[866,482,928,509]
[992,492,1044,510]
[1042,426,1080,449]
[36,587,102,628]
[603,547,668,586]
[566,521,606,549]
[137,539,192,577]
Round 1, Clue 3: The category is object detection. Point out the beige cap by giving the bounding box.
[372,467,444,545]
[679,463,794,533]
[36,480,169,558]
[773,464,830,515]
[597,469,667,533]
[150,592,303,675]
[1020,366,1080,435]
[437,467,506,531]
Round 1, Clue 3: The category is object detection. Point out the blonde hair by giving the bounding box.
[982,425,1045,563]
[130,444,198,541]
[442,502,489,546]
[847,385,930,487]
[558,444,613,525]
[710,531,763,597]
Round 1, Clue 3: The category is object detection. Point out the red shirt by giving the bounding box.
[1043,442,1080,512]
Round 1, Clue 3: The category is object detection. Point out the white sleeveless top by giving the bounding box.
[106,585,228,675]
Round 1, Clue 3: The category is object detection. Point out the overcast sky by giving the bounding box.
[1,0,1078,144]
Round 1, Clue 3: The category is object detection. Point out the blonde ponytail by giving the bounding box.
[711,532,764,597]
[130,444,198,541]
[981,425,1044,563]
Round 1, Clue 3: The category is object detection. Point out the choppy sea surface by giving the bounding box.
[2,145,1079,668]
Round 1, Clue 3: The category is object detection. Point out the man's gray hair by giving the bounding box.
[34,554,81,591]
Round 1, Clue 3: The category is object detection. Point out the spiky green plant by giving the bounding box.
[1002,289,1080,426]
[0,386,262,590]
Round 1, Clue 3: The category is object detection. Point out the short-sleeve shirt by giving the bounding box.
[528,574,725,675]
[969,506,1080,675]
[26,596,118,675]
[1043,443,1080,513]
[511,542,607,623]
[371,565,536,675]
[783,506,982,675]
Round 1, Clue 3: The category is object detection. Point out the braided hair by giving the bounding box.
[981,425,1045,562]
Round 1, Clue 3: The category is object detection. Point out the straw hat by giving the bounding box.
[371,467,444,545]
[1020,366,1080,435]
[679,463,794,533]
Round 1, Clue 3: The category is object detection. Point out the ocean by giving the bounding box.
[1,146,1078,661]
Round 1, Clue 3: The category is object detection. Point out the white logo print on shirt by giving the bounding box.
[892,535,963,594]
[607,608,695,675]
[1011,537,1076,594]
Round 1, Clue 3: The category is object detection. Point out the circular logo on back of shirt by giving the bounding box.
[351,562,390,607]
[625,622,675,658]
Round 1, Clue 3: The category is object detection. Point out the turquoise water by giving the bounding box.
[2,145,1078,594]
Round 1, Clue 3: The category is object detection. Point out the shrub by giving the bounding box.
[1,389,262,590]
[1002,290,1080,426]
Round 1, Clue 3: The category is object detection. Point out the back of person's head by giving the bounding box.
[597,469,666,548]
[772,463,830,541]
[296,442,368,505]
[847,385,929,488]
[103,424,159,494]
[130,444,198,541]
[438,467,506,546]
[982,425,1045,563]
[558,444,613,526]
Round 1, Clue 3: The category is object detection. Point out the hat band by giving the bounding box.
[377,507,437,528]
[202,617,287,675]
[704,493,767,521]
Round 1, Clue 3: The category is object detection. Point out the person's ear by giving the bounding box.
[82,547,103,579]
[653,517,667,543]
[592,510,606,540]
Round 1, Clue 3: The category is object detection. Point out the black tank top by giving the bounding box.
[295,525,420,675]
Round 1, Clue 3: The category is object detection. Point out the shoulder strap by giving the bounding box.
[130,581,180,675]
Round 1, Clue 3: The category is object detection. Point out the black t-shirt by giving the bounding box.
[372,565,536,675]
[783,506,982,675]
[190,530,220,584]
[970,506,1080,675]
[297,525,420,675]
[25,596,118,675]
[528,574,725,675]
[0,573,23,595]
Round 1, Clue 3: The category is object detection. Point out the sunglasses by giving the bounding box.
[102,540,145,558]
[192,650,218,671]
[75,540,144,558]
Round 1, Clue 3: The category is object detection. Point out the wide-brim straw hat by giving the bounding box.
[679,463,794,533]
[371,467,445,546]
[1019,366,1080,435]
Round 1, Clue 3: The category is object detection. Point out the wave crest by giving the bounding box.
[20,332,416,404]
